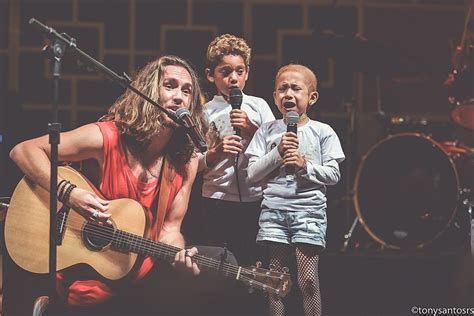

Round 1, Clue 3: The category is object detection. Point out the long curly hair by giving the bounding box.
[100,55,207,167]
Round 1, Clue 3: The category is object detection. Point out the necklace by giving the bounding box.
[145,167,159,179]
[126,146,164,181]
[142,156,164,180]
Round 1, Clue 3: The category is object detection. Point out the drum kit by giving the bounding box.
[348,13,474,251]
[353,133,472,250]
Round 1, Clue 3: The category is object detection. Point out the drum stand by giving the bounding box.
[340,75,385,252]
[340,93,359,252]
[341,216,359,252]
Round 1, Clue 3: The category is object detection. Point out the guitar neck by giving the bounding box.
[113,229,232,273]
[112,229,273,293]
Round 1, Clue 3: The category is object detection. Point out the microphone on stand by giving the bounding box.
[285,111,299,183]
[175,108,207,153]
[229,87,243,136]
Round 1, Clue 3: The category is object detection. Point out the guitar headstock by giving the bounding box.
[239,264,292,298]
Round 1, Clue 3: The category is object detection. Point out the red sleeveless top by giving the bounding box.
[57,121,184,306]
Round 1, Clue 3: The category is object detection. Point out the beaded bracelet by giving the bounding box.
[57,180,70,202]
[57,179,67,191]
[60,183,77,205]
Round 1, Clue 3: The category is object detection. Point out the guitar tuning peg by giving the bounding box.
[282,267,289,274]
[269,263,276,271]
[255,261,262,268]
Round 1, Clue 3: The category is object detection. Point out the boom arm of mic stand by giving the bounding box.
[28,18,182,127]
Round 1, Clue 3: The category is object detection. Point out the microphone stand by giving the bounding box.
[29,18,208,151]
[28,18,206,314]
[29,18,185,128]
[48,32,68,300]
[30,22,68,314]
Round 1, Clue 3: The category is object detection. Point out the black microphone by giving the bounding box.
[285,111,299,183]
[175,108,207,153]
[229,87,243,136]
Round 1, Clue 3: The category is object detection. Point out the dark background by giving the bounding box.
[0,0,473,315]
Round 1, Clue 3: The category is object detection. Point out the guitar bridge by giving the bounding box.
[56,204,70,245]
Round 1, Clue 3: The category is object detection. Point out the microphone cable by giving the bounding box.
[234,153,243,202]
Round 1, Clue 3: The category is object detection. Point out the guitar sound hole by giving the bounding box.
[82,221,115,251]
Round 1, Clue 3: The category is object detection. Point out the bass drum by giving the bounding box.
[354,133,472,250]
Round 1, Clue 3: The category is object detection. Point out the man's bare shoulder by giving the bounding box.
[59,123,105,161]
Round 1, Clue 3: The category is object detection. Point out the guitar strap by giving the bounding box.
[156,156,175,234]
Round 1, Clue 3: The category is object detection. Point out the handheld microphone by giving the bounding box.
[285,111,299,183]
[175,108,207,153]
[229,87,243,136]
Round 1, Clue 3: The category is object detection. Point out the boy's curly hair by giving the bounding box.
[206,34,251,71]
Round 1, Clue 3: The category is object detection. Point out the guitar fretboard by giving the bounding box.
[111,229,272,293]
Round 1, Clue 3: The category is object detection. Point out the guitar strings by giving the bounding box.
[34,213,285,294]
[69,222,279,293]
[16,209,284,294]
[56,214,212,266]
[77,222,275,287]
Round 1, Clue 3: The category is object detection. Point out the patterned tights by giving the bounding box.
[268,244,321,316]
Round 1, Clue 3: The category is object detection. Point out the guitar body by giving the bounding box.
[5,167,293,297]
[5,166,147,280]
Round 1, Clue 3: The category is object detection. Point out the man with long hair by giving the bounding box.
[9,55,208,314]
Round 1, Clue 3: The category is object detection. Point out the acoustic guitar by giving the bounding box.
[4,166,291,298]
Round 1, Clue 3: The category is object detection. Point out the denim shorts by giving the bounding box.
[256,209,327,248]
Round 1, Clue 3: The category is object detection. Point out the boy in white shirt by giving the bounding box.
[198,34,275,267]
